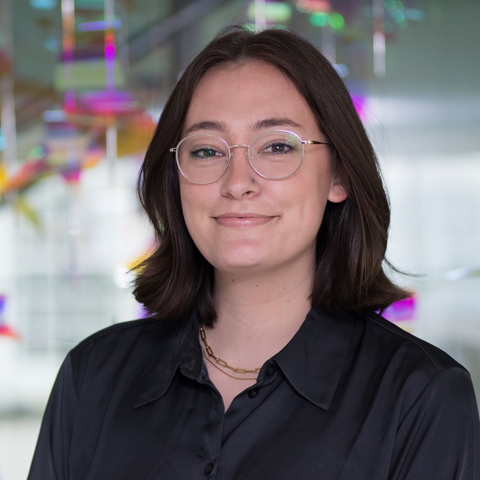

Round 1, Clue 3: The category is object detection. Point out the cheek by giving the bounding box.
[296,170,331,217]
[180,192,198,234]
[179,184,212,241]
[301,199,327,239]
[291,179,332,242]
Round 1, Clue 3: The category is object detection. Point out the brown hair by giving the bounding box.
[133,25,408,326]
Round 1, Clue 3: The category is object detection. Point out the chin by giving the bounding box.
[207,247,268,273]
[212,256,265,273]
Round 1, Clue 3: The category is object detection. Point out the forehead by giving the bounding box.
[183,60,318,136]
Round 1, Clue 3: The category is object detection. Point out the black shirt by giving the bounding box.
[28,306,480,479]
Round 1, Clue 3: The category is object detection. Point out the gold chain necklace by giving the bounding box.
[202,349,258,380]
[199,325,261,380]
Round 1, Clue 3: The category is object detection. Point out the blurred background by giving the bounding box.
[0,0,479,478]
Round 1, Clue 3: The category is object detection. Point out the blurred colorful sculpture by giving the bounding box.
[383,294,417,332]
[0,294,18,338]
[0,122,104,227]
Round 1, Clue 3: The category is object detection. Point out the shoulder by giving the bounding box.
[67,317,190,394]
[353,311,474,415]
[71,317,171,351]
[353,316,480,477]
[361,311,464,372]
[70,318,173,361]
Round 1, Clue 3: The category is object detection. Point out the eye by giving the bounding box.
[263,141,296,154]
[190,146,225,159]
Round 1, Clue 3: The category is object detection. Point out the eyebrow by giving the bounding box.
[252,118,302,130]
[184,121,227,135]
[184,117,303,136]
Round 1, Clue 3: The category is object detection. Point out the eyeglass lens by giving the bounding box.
[176,131,303,184]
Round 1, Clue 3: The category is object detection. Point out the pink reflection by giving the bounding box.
[383,295,416,323]
[350,94,367,122]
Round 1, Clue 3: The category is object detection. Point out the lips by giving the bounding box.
[213,213,276,227]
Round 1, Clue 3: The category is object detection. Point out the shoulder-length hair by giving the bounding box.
[133,25,407,326]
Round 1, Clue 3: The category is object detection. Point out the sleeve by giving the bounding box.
[27,353,79,480]
[389,367,480,480]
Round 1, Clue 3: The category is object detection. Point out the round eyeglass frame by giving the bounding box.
[169,129,330,185]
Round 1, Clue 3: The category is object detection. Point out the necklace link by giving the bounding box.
[199,325,261,376]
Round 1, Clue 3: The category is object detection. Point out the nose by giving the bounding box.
[220,145,259,198]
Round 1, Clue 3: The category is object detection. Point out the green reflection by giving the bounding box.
[310,12,329,27]
[392,11,405,23]
[329,12,345,30]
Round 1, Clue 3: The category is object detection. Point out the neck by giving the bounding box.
[206,263,314,369]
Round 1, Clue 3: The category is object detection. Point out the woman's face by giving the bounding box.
[179,61,347,278]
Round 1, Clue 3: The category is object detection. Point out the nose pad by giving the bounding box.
[221,147,259,196]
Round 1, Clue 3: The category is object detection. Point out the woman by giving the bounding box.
[29,26,479,479]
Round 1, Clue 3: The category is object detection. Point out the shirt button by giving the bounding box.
[248,388,259,398]
[266,363,276,376]
[204,462,214,475]
[184,356,195,369]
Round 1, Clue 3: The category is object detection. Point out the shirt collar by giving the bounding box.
[273,305,355,411]
[134,311,202,408]
[135,306,355,411]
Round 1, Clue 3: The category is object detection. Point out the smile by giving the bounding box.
[213,214,277,227]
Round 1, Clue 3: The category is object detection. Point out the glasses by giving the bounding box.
[170,130,329,184]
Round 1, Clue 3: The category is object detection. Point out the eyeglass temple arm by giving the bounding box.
[302,140,330,146]
[169,148,177,152]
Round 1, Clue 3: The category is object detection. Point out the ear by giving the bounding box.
[327,178,348,203]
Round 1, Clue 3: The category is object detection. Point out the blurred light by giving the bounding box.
[329,12,345,29]
[384,0,404,11]
[78,20,122,32]
[62,38,74,57]
[113,264,135,289]
[443,266,480,281]
[29,146,47,159]
[373,32,386,77]
[243,23,257,32]
[43,37,60,53]
[310,11,344,29]
[0,128,7,151]
[404,9,425,21]
[61,0,74,15]
[105,44,116,60]
[350,94,367,121]
[146,107,163,122]
[65,91,76,112]
[68,91,139,116]
[333,63,349,78]
[296,0,331,14]
[392,11,405,23]
[105,32,115,61]
[310,12,329,27]
[247,2,292,23]
[30,0,57,9]
[383,0,396,10]
[382,296,416,323]
[43,110,67,122]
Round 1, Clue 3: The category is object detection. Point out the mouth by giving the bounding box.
[213,213,277,227]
